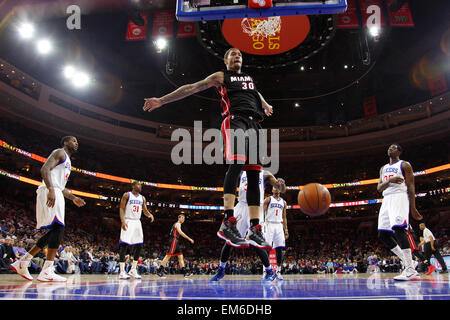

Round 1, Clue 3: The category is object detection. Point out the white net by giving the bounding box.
[241,16,281,39]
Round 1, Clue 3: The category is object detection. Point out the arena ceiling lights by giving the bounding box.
[196,14,337,69]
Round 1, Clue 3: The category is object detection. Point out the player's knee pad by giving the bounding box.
[47,224,65,249]
[393,227,410,249]
[224,163,244,194]
[245,170,260,206]
[378,230,397,250]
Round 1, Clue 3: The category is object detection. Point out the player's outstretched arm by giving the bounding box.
[263,171,286,192]
[143,72,224,112]
[257,92,273,116]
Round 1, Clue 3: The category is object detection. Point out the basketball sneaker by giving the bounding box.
[425,265,435,275]
[119,272,131,280]
[217,217,249,248]
[37,267,67,282]
[184,271,193,278]
[10,260,33,281]
[209,266,225,282]
[262,268,276,282]
[128,269,141,279]
[157,271,167,279]
[246,225,271,250]
[394,267,420,281]
[276,270,283,280]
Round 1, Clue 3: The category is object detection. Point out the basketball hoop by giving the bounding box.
[241,16,281,39]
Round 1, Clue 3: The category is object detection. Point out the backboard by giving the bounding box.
[176,0,348,21]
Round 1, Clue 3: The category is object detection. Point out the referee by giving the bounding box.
[419,223,448,274]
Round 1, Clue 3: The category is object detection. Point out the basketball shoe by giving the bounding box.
[426,265,436,275]
[37,267,67,282]
[246,225,271,249]
[217,217,249,248]
[10,260,33,281]
[262,268,276,282]
[119,271,131,280]
[209,266,225,282]
[394,267,420,281]
[128,269,142,279]
[276,270,283,280]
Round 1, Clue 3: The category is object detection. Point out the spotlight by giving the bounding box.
[344,65,348,69]
[154,37,167,52]
[322,66,326,70]
[18,22,35,39]
[63,65,75,79]
[72,71,90,88]
[294,102,300,108]
[300,66,305,71]
[36,39,53,55]
[368,26,380,37]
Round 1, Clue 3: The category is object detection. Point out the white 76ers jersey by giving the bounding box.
[41,148,71,190]
[124,192,143,220]
[381,160,407,197]
[265,196,285,223]
[238,171,265,205]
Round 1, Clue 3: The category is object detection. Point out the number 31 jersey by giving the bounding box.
[124,192,143,220]
[381,160,407,197]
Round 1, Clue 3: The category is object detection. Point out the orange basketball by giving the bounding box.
[297,183,331,216]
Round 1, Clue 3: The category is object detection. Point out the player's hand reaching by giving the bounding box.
[72,197,86,207]
[148,213,155,223]
[121,221,128,231]
[143,98,163,112]
[411,208,423,221]
[389,176,404,184]
[263,104,273,116]
[277,178,286,193]
[189,238,194,244]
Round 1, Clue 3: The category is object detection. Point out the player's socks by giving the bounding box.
[391,245,404,263]
[21,253,33,262]
[402,249,414,269]
[250,219,259,228]
[42,260,54,271]
[223,209,233,221]
[119,262,126,274]
[131,261,138,271]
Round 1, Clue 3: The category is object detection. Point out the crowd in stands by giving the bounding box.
[1,192,448,277]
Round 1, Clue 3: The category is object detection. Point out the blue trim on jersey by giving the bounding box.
[377,229,394,233]
[39,217,65,230]
[273,246,285,249]
[392,222,408,229]
[55,153,67,166]
[119,240,143,246]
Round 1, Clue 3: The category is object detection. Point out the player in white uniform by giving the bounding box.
[11,136,86,282]
[263,185,288,280]
[119,181,154,279]
[210,170,285,282]
[377,144,423,281]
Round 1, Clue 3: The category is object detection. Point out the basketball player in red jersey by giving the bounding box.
[143,48,281,251]
[157,214,194,278]
[377,144,423,281]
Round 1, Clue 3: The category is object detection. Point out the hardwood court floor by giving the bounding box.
[0,272,448,300]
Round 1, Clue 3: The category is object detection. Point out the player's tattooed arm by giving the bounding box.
[143,72,224,112]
